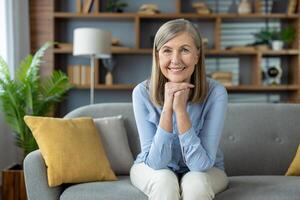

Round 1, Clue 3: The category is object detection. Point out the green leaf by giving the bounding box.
[0,41,71,158]
[0,56,11,84]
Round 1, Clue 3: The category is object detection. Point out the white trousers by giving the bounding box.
[130,163,228,200]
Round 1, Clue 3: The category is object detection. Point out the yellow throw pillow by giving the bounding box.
[24,116,117,187]
[285,144,300,176]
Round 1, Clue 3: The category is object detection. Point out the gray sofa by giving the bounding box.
[24,103,300,200]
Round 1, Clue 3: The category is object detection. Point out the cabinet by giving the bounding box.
[30,0,300,109]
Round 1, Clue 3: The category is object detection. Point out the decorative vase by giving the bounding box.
[105,72,113,85]
[238,0,252,14]
[271,40,284,50]
[2,164,27,200]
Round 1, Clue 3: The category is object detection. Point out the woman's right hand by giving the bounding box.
[163,82,194,111]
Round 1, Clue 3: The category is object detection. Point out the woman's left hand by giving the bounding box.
[173,88,190,114]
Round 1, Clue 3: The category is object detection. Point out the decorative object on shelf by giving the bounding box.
[106,0,128,13]
[211,71,233,86]
[202,37,209,49]
[138,4,160,14]
[76,0,98,13]
[280,26,296,48]
[55,43,73,51]
[112,37,121,46]
[102,57,116,85]
[192,2,211,14]
[228,0,238,13]
[254,0,263,13]
[0,41,72,157]
[270,26,296,50]
[271,40,284,51]
[238,0,252,14]
[73,28,111,104]
[262,65,283,85]
[287,0,298,14]
[253,26,295,50]
[83,0,94,13]
[253,29,273,46]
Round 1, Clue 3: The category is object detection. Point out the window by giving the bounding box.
[0,0,8,62]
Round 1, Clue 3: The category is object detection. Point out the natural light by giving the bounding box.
[0,0,8,62]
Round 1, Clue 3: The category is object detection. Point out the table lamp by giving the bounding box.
[73,28,111,104]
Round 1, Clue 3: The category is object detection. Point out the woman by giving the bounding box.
[130,18,228,200]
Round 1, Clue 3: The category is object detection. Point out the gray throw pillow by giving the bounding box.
[93,115,134,175]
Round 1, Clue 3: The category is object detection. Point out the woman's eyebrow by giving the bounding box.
[162,44,193,49]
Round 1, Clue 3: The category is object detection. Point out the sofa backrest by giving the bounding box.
[221,103,300,176]
[65,103,300,176]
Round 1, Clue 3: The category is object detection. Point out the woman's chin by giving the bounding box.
[167,77,190,83]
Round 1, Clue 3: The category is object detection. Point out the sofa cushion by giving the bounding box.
[24,116,117,187]
[285,144,300,176]
[94,116,134,175]
[215,176,300,200]
[60,176,147,200]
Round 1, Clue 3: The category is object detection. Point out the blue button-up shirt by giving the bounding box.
[132,78,228,173]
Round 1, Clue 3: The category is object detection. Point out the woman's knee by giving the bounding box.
[181,171,214,200]
[149,169,180,199]
[151,169,179,189]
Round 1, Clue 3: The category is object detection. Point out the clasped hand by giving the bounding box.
[164,82,195,113]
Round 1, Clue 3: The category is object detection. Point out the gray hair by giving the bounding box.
[149,18,207,106]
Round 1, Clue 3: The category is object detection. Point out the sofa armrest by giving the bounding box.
[23,150,63,200]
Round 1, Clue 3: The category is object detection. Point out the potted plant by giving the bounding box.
[280,26,296,48]
[270,28,284,50]
[105,0,128,13]
[254,26,295,50]
[0,41,72,200]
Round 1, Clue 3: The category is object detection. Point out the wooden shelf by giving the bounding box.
[54,47,152,54]
[54,12,136,19]
[217,13,299,19]
[73,84,135,90]
[39,0,300,104]
[54,12,299,20]
[54,47,299,56]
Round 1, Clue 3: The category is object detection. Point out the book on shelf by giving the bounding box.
[68,65,92,86]
[80,65,91,85]
[83,0,94,13]
[287,0,298,14]
[76,0,82,13]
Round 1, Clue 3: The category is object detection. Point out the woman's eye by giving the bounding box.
[163,49,171,53]
[182,48,189,53]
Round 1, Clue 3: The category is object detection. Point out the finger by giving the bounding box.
[174,88,189,96]
[172,84,194,93]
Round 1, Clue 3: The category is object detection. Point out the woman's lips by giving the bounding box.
[168,67,186,72]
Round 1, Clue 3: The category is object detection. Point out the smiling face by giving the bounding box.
[158,32,199,83]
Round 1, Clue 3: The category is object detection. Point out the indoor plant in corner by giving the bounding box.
[0,41,72,200]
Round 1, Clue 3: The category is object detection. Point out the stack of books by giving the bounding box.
[211,71,233,86]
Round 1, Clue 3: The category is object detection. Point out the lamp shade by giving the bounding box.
[73,28,111,58]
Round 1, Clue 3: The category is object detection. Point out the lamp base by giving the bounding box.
[105,72,113,85]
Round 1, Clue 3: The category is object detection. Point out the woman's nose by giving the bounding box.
[170,51,180,64]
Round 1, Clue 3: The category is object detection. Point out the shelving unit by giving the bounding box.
[30,0,300,106]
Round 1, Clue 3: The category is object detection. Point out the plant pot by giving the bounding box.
[271,40,284,50]
[2,164,27,200]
